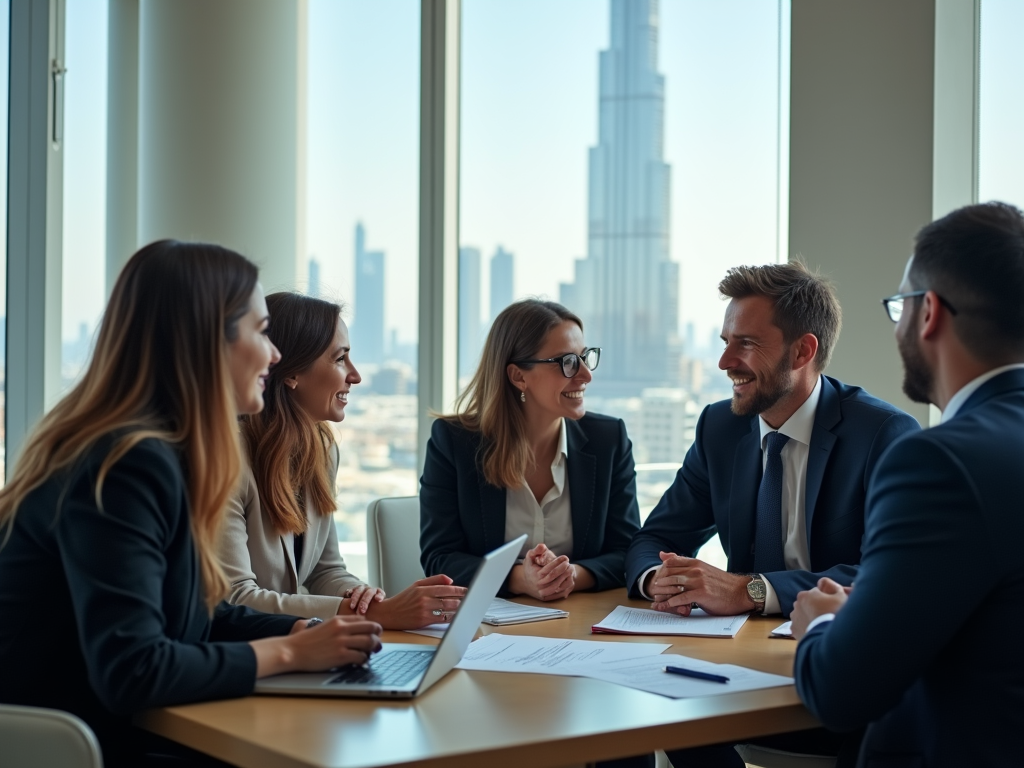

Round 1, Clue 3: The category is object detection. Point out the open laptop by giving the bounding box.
[254,534,526,699]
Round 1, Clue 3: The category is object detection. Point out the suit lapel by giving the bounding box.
[566,419,596,561]
[729,419,762,570]
[805,377,840,542]
[956,367,1024,417]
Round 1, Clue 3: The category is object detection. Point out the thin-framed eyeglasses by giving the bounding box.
[512,347,601,378]
[881,291,958,323]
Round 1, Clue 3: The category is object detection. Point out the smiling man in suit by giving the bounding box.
[626,262,919,768]
[626,262,919,621]
[791,202,1024,768]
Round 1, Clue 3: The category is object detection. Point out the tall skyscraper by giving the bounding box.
[353,222,385,365]
[458,246,482,379]
[489,246,514,323]
[560,0,679,394]
[308,257,321,298]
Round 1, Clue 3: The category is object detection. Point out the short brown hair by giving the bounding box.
[719,262,842,372]
[911,202,1024,363]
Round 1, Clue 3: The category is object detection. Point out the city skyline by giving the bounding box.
[560,0,680,395]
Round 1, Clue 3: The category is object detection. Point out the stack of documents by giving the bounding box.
[592,605,748,638]
[482,598,568,626]
[454,634,793,699]
[405,598,568,638]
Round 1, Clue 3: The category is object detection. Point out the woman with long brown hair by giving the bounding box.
[221,292,465,629]
[0,242,382,767]
[420,298,641,601]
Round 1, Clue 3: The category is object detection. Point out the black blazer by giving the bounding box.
[0,437,298,767]
[419,413,641,593]
[625,376,920,616]
[795,369,1024,768]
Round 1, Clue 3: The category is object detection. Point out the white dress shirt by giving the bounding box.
[504,418,574,561]
[639,376,823,615]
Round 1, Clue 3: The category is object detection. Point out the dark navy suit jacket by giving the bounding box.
[0,437,298,767]
[795,368,1024,768]
[625,375,919,616]
[419,413,641,594]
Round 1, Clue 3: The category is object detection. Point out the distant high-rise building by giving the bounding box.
[560,0,679,394]
[489,246,514,322]
[308,257,321,298]
[353,222,385,364]
[459,247,482,379]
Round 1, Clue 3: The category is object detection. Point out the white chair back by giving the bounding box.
[366,496,426,595]
[0,704,104,768]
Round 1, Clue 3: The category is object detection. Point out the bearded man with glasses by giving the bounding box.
[626,261,919,768]
[791,202,1024,768]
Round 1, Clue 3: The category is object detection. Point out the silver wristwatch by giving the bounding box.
[745,575,767,614]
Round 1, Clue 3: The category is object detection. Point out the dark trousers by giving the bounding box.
[666,727,863,768]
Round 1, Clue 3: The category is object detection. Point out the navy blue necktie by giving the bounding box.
[753,431,790,574]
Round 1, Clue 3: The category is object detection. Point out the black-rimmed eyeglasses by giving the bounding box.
[881,291,958,323]
[512,347,601,378]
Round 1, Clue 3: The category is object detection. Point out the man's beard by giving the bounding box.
[898,315,933,404]
[730,352,794,417]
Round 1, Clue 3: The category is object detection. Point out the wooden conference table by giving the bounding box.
[138,590,818,768]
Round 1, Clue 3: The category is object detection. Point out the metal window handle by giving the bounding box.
[51,58,67,147]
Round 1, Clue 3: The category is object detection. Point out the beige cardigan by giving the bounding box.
[220,445,365,618]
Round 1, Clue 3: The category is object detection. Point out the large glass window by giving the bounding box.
[0,0,9,485]
[460,0,789,566]
[61,0,109,392]
[979,0,1024,207]
[306,0,421,579]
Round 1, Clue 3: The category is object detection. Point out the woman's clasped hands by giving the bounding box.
[510,543,576,601]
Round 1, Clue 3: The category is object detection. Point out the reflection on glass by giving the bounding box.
[461,0,788,528]
[306,0,421,574]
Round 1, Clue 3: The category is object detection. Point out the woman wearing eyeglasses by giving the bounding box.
[419,298,641,601]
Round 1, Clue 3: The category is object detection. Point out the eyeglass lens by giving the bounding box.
[887,299,904,322]
[560,348,601,377]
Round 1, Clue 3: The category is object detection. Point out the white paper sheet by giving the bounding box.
[770,621,794,638]
[572,653,794,698]
[483,597,568,625]
[592,605,749,638]
[405,623,448,639]
[455,633,671,676]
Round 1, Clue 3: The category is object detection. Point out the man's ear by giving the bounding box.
[791,333,819,371]
[919,291,944,340]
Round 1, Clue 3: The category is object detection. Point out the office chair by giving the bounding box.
[366,496,426,595]
[0,704,104,768]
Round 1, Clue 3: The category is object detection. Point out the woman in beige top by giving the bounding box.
[221,292,465,629]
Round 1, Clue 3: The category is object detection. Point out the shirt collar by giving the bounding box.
[941,363,1024,423]
[758,375,822,448]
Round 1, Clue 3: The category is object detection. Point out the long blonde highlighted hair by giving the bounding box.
[0,240,258,611]
[446,299,582,488]
[240,292,342,535]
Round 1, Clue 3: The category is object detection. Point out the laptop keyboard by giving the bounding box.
[327,650,435,687]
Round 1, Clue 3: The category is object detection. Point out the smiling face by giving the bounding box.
[510,320,592,423]
[288,315,361,423]
[718,295,796,420]
[227,285,281,415]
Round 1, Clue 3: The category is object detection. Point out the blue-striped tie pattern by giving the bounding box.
[753,431,790,574]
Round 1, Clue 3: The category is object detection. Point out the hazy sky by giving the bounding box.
[4,0,1022,347]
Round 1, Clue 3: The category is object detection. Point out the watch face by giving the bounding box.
[746,578,767,601]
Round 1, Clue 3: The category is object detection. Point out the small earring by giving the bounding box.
[288,381,297,390]
[520,391,526,403]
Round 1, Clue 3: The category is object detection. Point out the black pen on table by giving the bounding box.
[663,665,730,684]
